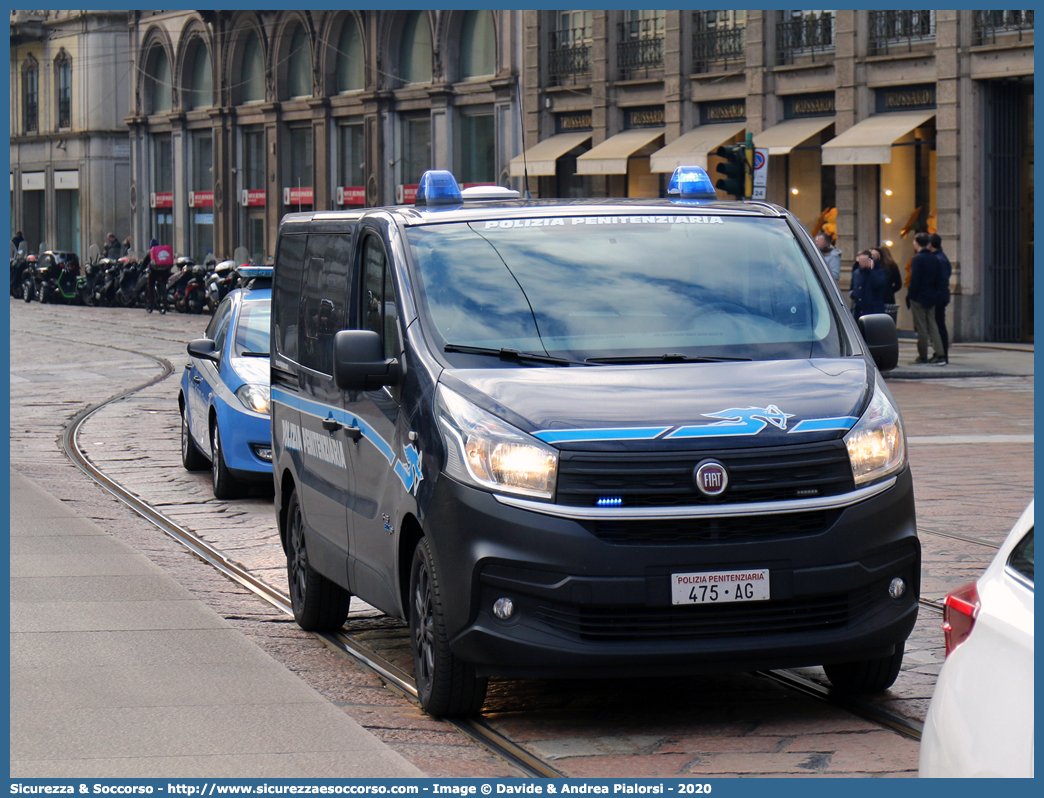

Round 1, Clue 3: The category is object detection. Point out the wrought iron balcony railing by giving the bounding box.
[692,26,745,73]
[868,10,935,54]
[617,19,664,79]
[549,28,592,80]
[974,10,1034,44]
[777,12,835,64]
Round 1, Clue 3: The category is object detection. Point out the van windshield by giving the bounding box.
[406,215,843,362]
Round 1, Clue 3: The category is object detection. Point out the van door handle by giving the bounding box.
[191,375,201,384]
[322,417,342,432]
[344,425,362,441]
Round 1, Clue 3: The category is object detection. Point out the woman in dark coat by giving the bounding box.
[851,249,888,318]
[872,244,904,305]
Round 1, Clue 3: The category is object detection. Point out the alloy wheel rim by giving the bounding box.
[289,505,307,607]
[413,562,435,688]
[211,427,220,488]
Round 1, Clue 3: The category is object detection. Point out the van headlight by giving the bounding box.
[235,384,270,415]
[844,377,906,486]
[436,385,558,500]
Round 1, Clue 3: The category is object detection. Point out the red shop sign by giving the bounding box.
[283,186,314,205]
[337,186,365,206]
[151,191,173,209]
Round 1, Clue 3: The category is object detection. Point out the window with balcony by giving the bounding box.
[55,51,71,129]
[974,10,1034,45]
[23,56,38,133]
[868,11,935,55]
[549,10,593,83]
[692,11,746,74]
[618,9,665,79]
[777,10,835,64]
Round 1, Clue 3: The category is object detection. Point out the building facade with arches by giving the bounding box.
[10,10,132,257]
[125,10,522,265]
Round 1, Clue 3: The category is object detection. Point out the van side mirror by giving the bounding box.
[187,338,219,362]
[857,313,899,372]
[333,329,401,391]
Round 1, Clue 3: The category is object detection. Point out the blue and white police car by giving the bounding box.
[180,267,273,499]
[269,168,916,717]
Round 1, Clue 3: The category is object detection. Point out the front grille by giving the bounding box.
[534,587,876,642]
[556,441,855,508]
[582,510,840,545]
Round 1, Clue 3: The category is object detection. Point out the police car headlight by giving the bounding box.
[235,384,270,415]
[436,385,558,500]
[844,377,906,486]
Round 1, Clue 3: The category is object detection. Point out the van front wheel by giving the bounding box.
[409,538,488,717]
[285,489,351,631]
[823,645,904,693]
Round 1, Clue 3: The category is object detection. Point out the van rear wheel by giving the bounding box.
[409,537,488,717]
[824,645,904,693]
[285,489,350,631]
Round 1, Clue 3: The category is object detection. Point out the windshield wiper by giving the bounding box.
[237,351,269,357]
[444,344,581,366]
[585,353,752,364]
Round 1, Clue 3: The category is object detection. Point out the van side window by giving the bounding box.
[273,234,305,364]
[299,235,351,374]
[361,235,399,359]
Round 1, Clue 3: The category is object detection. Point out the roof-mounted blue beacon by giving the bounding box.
[415,170,463,207]
[666,165,717,202]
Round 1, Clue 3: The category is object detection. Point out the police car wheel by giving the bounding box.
[409,538,488,718]
[823,644,905,693]
[285,488,351,631]
[180,409,208,471]
[210,424,244,500]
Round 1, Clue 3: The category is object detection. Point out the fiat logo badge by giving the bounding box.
[694,460,729,496]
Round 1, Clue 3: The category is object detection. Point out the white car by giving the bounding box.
[919,501,1035,777]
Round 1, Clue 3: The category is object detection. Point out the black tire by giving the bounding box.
[824,645,905,693]
[410,538,488,717]
[285,488,351,631]
[210,423,243,500]
[180,407,209,471]
[22,280,34,302]
[39,284,50,304]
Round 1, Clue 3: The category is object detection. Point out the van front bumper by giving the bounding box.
[421,468,919,679]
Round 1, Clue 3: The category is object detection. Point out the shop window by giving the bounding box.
[340,124,365,189]
[23,56,39,133]
[336,17,365,92]
[185,42,213,110]
[878,122,936,289]
[400,13,432,85]
[146,46,172,114]
[284,125,314,210]
[56,189,79,252]
[190,131,215,261]
[459,114,495,184]
[55,51,72,129]
[240,33,265,103]
[460,11,495,80]
[287,25,312,99]
[243,129,265,192]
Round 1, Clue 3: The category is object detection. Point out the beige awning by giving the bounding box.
[822,110,936,165]
[753,116,836,156]
[509,132,592,177]
[648,122,747,173]
[576,128,665,175]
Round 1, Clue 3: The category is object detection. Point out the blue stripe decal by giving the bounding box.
[271,387,422,494]
[532,426,671,444]
[789,417,859,433]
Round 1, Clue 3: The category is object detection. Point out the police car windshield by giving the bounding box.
[406,214,842,362]
[234,299,271,357]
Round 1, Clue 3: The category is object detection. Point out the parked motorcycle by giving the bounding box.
[77,245,103,305]
[10,241,28,298]
[166,257,207,314]
[34,251,82,305]
[114,254,145,308]
[21,253,38,302]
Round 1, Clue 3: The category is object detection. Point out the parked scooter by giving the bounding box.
[114,253,145,307]
[34,251,82,305]
[77,245,103,306]
[21,253,39,302]
[166,257,207,313]
[205,259,239,312]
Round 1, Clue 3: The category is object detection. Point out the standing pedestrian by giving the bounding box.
[929,233,951,365]
[907,232,944,365]
[146,238,173,314]
[850,250,888,318]
[871,244,904,305]
[123,237,133,257]
[103,232,122,260]
[814,232,842,284]
[12,230,25,250]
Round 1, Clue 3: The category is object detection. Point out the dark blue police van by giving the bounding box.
[269,167,917,717]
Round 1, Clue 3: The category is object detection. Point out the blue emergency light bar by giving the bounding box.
[236,264,274,279]
[666,166,717,201]
[415,170,463,206]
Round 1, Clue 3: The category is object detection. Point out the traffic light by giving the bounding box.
[714,144,746,199]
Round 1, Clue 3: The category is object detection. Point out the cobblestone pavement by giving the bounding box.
[9,301,1033,777]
